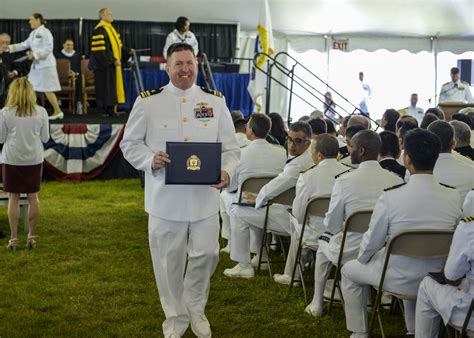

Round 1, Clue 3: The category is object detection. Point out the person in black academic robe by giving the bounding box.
[55,38,82,108]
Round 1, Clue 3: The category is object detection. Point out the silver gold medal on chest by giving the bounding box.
[187,155,201,171]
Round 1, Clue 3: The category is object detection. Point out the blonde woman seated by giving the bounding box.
[0,77,49,250]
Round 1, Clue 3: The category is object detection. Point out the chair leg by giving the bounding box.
[289,237,303,292]
[369,289,384,337]
[327,264,342,314]
[298,262,308,303]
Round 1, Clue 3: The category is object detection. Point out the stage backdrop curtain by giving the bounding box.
[122,69,254,116]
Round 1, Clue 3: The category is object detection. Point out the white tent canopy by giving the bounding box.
[1,0,473,53]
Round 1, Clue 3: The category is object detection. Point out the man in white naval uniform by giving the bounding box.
[415,213,474,338]
[120,43,240,338]
[405,93,424,125]
[219,114,286,254]
[341,129,462,338]
[272,134,349,285]
[428,120,474,205]
[223,122,314,279]
[439,67,473,103]
[305,130,403,317]
[338,124,366,169]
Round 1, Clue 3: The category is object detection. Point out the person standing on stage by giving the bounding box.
[90,8,130,117]
[163,17,199,58]
[0,33,19,108]
[439,67,473,103]
[0,77,49,250]
[358,71,372,117]
[120,43,240,338]
[8,13,63,120]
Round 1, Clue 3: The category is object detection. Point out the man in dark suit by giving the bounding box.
[379,130,406,179]
[0,33,19,107]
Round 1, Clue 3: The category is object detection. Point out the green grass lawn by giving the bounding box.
[0,179,406,337]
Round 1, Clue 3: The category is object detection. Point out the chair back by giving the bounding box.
[81,59,94,86]
[56,59,71,85]
[238,176,275,202]
[345,209,373,233]
[269,187,296,206]
[388,230,454,259]
[302,195,331,225]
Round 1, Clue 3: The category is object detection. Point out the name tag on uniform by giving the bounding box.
[194,102,214,119]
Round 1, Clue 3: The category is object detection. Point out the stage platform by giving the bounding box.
[44,113,139,183]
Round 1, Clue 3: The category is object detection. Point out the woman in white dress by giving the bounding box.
[9,13,63,120]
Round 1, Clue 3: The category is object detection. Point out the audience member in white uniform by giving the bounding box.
[120,43,240,338]
[163,16,199,58]
[419,112,439,129]
[338,125,366,169]
[233,118,251,148]
[273,134,349,285]
[380,109,400,133]
[223,122,314,279]
[428,120,474,204]
[415,213,474,338]
[464,190,474,217]
[378,131,406,179]
[0,77,49,250]
[219,114,286,254]
[341,129,461,338]
[395,121,418,170]
[307,118,327,140]
[439,67,473,103]
[305,130,403,317]
[405,93,424,125]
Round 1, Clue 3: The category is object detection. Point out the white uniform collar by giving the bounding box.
[407,173,435,183]
[33,25,44,32]
[167,82,196,97]
[318,158,338,166]
[250,138,267,144]
[61,49,76,57]
[438,152,454,160]
[358,160,380,169]
[379,156,395,161]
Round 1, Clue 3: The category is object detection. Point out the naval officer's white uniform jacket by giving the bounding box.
[291,158,349,247]
[439,80,473,103]
[120,83,240,222]
[9,25,60,92]
[356,174,461,295]
[321,160,403,263]
[464,190,474,217]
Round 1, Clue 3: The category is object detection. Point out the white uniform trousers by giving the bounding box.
[148,214,220,336]
[230,204,290,264]
[416,277,474,338]
[341,259,416,335]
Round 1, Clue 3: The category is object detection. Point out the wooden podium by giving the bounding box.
[437,102,474,121]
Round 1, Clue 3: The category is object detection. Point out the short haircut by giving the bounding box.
[234,118,246,133]
[347,114,369,129]
[452,113,473,129]
[379,131,400,158]
[324,119,336,134]
[351,130,381,160]
[420,113,439,129]
[248,114,271,139]
[166,43,195,61]
[382,109,400,132]
[346,125,366,139]
[289,121,312,139]
[341,115,350,128]
[450,120,471,147]
[425,107,445,120]
[404,129,441,171]
[175,16,189,31]
[32,13,46,25]
[451,67,460,75]
[314,134,339,158]
[308,118,327,135]
[230,110,244,123]
[0,32,11,38]
[427,120,454,152]
[398,122,418,143]
[396,115,419,131]
[98,8,109,19]
[298,115,311,122]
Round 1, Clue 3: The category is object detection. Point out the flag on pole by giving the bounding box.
[247,0,275,113]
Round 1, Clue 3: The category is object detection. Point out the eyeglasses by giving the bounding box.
[287,136,310,145]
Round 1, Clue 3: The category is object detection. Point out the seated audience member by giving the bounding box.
[341,129,461,338]
[428,120,474,204]
[347,114,369,129]
[452,112,474,147]
[419,112,439,129]
[425,107,445,120]
[298,115,311,122]
[451,120,474,161]
[220,114,287,254]
[378,131,406,179]
[324,119,337,136]
[310,110,324,120]
[268,112,288,147]
[305,130,403,317]
[396,121,418,166]
[339,125,366,169]
[230,110,244,124]
[273,134,349,285]
[223,122,314,278]
[233,118,251,148]
[337,115,351,155]
[308,118,327,139]
[380,109,400,133]
[395,115,419,134]
[415,214,474,338]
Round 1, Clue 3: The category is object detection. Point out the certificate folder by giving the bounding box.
[165,142,221,185]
